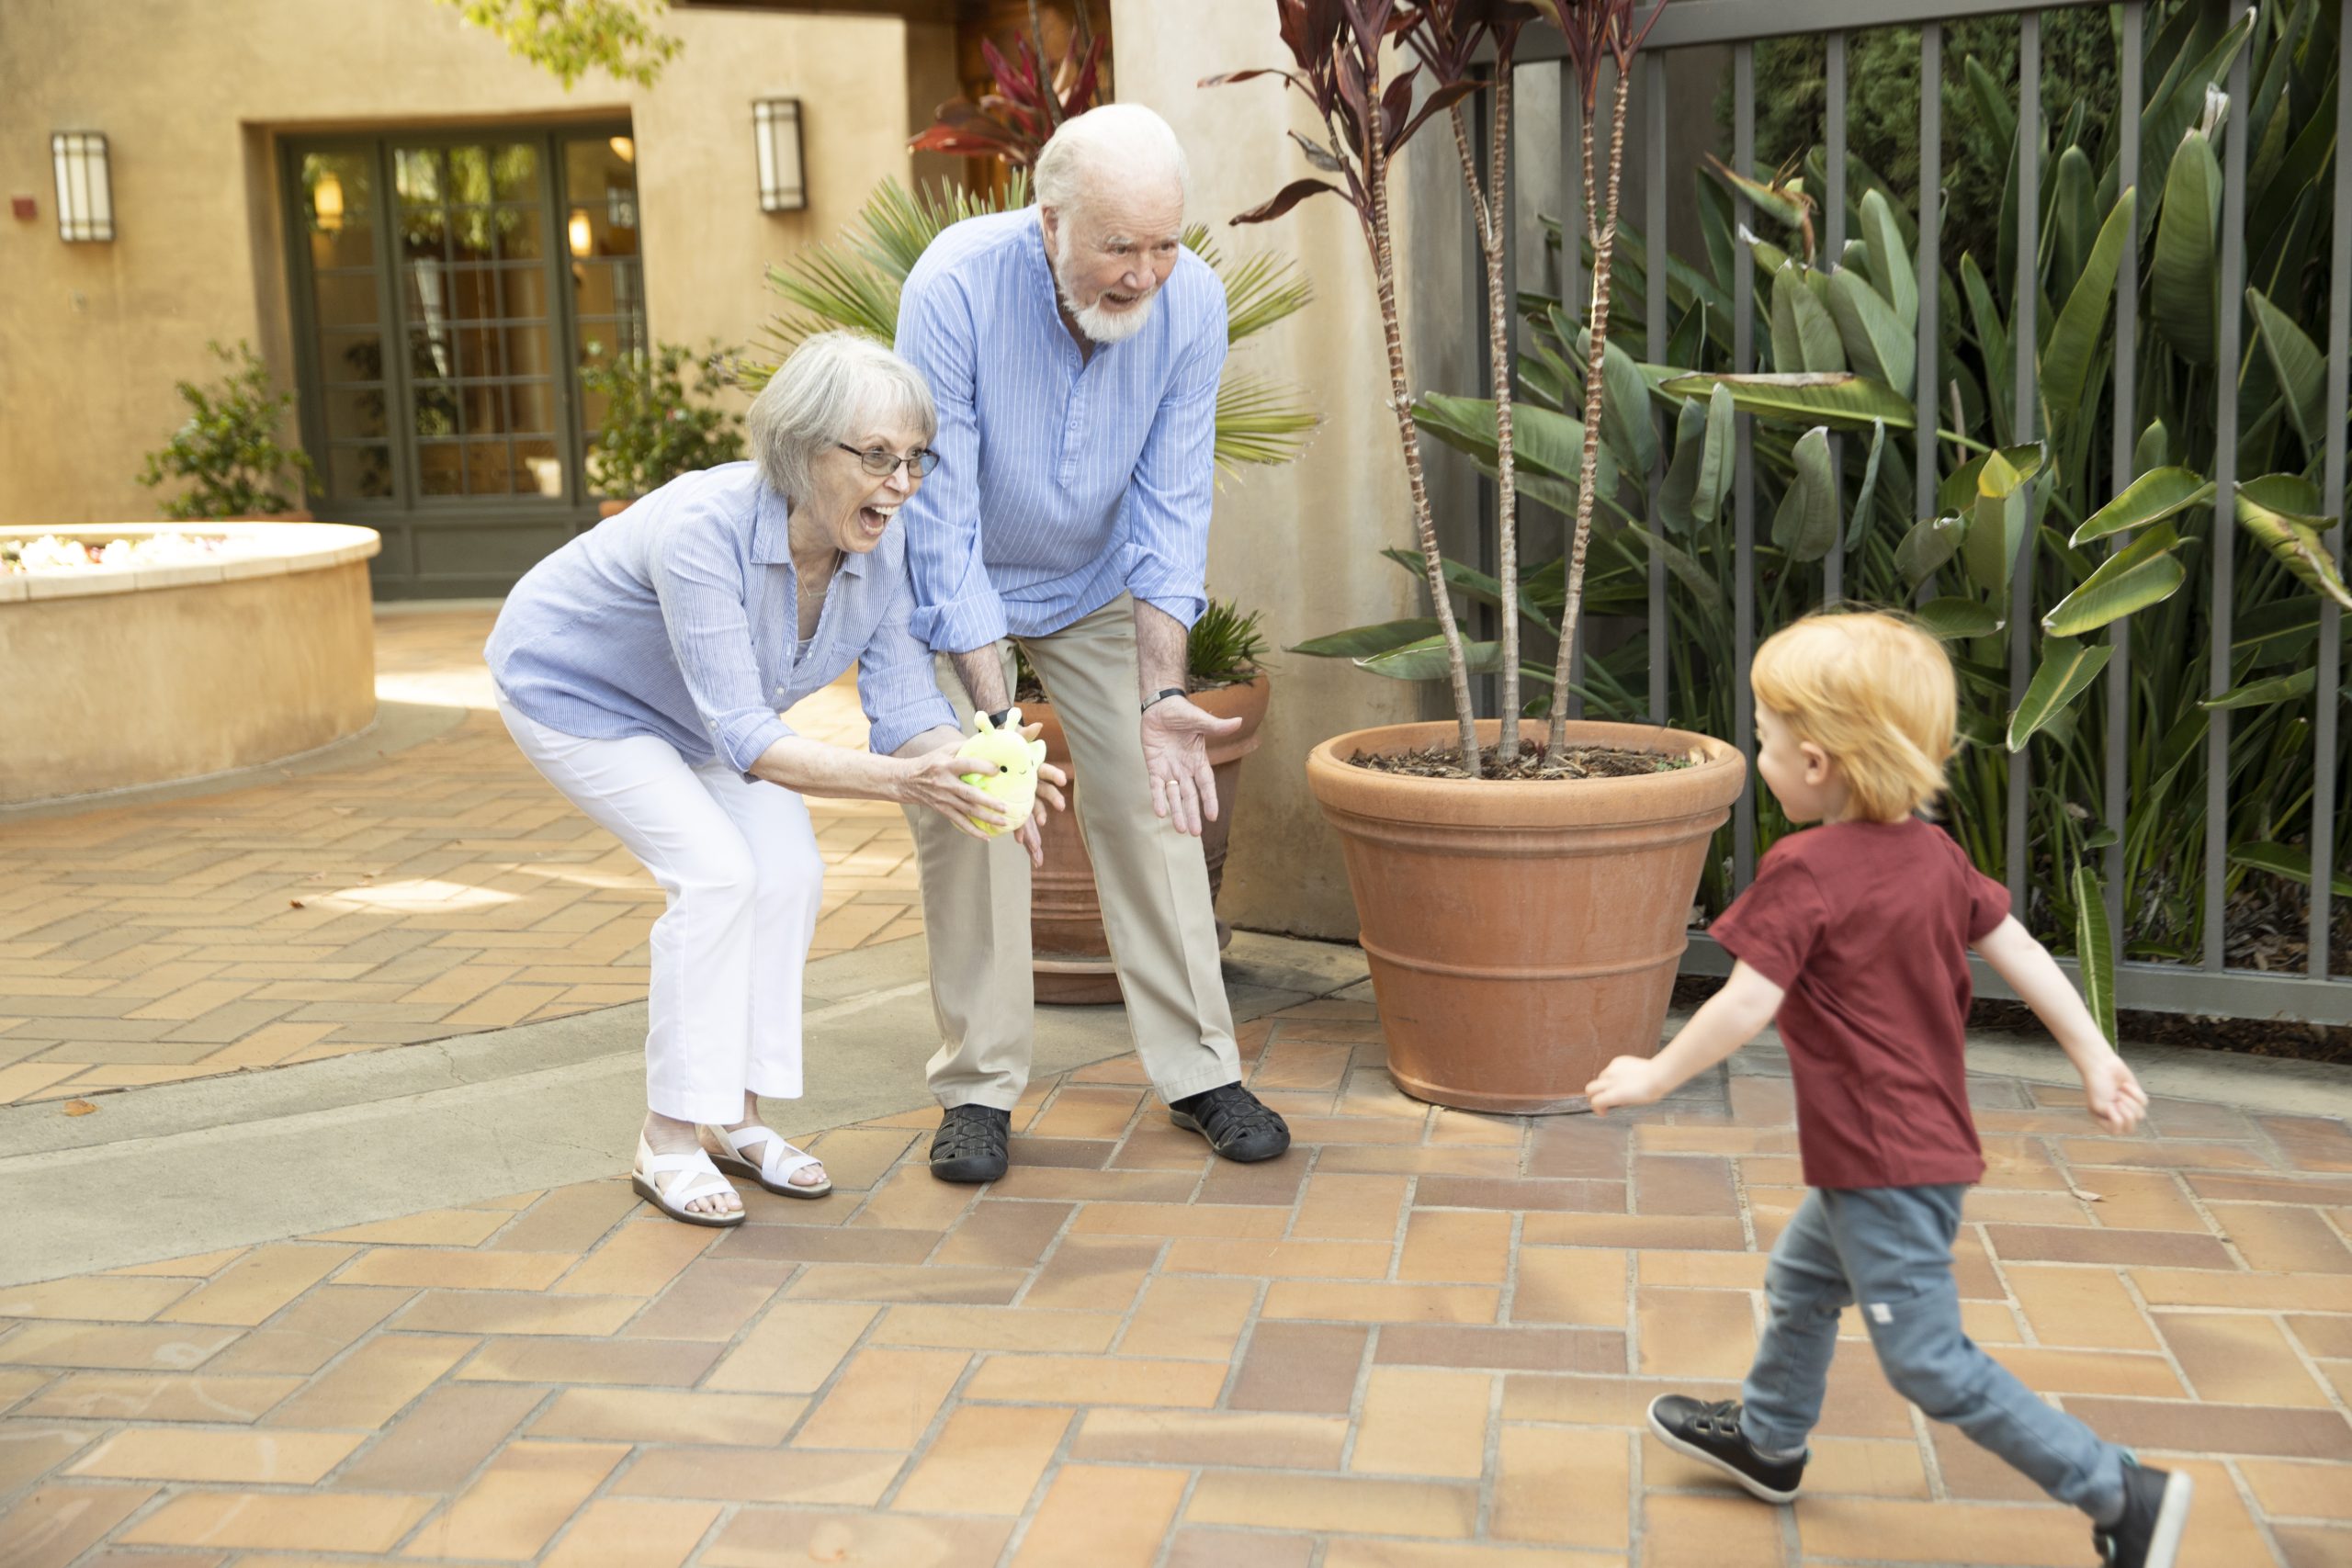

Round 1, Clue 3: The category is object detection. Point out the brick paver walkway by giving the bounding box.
[5,1000,2349,1566]
[0,609,922,1108]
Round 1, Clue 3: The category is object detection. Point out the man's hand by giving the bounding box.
[1585,1055,1672,1116]
[1141,696,1243,836]
[2078,1051,2150,1135]
[1012,720,1069,868]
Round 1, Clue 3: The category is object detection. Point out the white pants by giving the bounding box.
[496,693,824,1124]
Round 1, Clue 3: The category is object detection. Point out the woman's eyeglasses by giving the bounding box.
[838,444,940,479]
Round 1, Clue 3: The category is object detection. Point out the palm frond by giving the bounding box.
[1221,250,1314,344]
[1214,372,1321,476]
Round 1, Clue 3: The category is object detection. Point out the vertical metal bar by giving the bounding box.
[2007,13,2039,912]
[2105,2,2143,957]
[1825,31,1849,605]
[1472,84,1498,722]
[1915,24,1942,525]
[1645,51,1669,726]
[2314,15,2349,984]
[2205,42,2251,971]
[1735,43,1757,886]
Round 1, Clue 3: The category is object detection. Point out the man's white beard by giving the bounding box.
[1055,231,1158,344]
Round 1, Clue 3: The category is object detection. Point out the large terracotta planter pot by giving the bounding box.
[1028,676,1271,1004]
[1306,716,1747,1114]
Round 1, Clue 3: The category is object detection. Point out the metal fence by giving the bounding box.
[1468,0,2348,1024]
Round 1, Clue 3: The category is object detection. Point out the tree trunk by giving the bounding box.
[1548,64,1633,761]
[1447,80,1519,761]
[1372,89,1481,775]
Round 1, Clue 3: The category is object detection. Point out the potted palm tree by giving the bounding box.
[1210,0,1745,1114]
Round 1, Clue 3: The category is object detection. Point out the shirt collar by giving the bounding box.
[755,481,870,580]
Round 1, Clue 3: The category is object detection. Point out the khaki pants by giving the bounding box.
[903,595,1241,1110]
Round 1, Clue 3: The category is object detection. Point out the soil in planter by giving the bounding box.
[1670,975,2352,1067]
[1348,742,1696,782]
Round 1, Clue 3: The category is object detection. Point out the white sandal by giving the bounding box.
[631,1136,746,1227]
[706,1123,831,1199]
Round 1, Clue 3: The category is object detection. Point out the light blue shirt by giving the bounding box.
[485,462,956,771]
[894,208,1228,652]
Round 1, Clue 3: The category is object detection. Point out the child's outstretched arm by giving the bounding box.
[1973,916,2149,1134]
[1586,961,1785,1114]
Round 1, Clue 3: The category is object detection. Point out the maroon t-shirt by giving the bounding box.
[1709,817,2010,1189]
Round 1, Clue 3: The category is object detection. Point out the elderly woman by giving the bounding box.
[486,332,1057,1225]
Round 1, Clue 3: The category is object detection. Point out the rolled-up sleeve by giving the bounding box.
[857,559,958,756]
[645,503,794,774]
[897,276,1009,652]
[1122,284,1228,629]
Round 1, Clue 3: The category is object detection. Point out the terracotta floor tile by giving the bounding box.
[706,1302,876,1393]
[847,1164,981,1233]
[2132,1268,2352,1312]
[1072,1407,1348,1470]
[334,1382,545,1491]
[1117,1274,1256,1360]
[801,1126,921,1191]
[1320,1545,1577,1567]
[1351,1366,1492,1478]
[1983,1223,2234,1269]
[539,1498,720,1568]
[533,1386,808,1445]
[1012,1462,1187,1567]
[308,1208,514,1248]
[1227,1322,1369,1414]
[2061,1395,2352,1459]
[2290,1314,2352,1359]
[121,1492,435,1552]
[264,1333,472,1427]
[1378,1323,1625,1374]
[1261,1280,1499,1324]
[2061,1136,2275,1172]
[1292,1173,1411,1241]
[2241,1456,2352,1522]
[206,1285,410,1375]
[717,1224,935,1264]
[1185,1471,1477,1538]
[550,1220,715,1297]
[1522,1213,1747,1250]
[2154,1312,2335,1406]
[1313,1145,1526,1178]
[0,1322,241,1372]
[1640,1490,1789,1566]
[2001,1263,2162,1351]
[785,1262,1026,1305]
[872,1303,1121,1354]
[1795,1434,1933,1498]
[1979,1345,2185,1398]
[889,1404,1071,1515]
[0,1427,95,1493]
[1019,1235,1162,1312]
[0,1276,195,1322]
[963,1352,1226,1407]
[1398,1208,1513,1283]
[17,1371,300,1423]
[1496,1422,1627,1547]
[395,1288,643,1337]
[1026,1084,1145,1140]
[67,1427,362,1483]
[2211,1202,2352,1274]
[1164,1528,1316,1568]
[792,1347,967,1450]
[1637,1287,1756,1380]
[63,1550,226,1568]
[1634,1154,1741,1216]
[1516,1246,1630,1326]
[702,1506,1013,1568]
[621,1258,785,1342]
[2068,1168,2208,1232]
[616,1444,901,1506]
[1196,1152,1310,1207]
[1793,1496,2091,1564]
[481,1181,639,1254]
[0,1483,161,1568]
[986,1168,1199,1202]
[1635,1247,1767,1290]
[399,1439,628,1559]
[457,1336,720,1387]
[105,1248,250,1279]
[931,1199,1070,1269]
[337,1247,578,1292]
[1164,1237,1392,1278]
[1069,1201,1289,1239]
[154,1245,356,1326]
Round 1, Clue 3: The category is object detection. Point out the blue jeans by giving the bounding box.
[1740,1184,2126,1519]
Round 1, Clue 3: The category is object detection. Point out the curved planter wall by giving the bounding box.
[2,523,381,806]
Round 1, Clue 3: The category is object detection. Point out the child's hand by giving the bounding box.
[2079,1051,2150,1135]
[1586,1055,1669,1116]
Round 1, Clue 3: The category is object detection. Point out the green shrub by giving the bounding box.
[1188,599,1271,688]
[583,342,747,500]
[136,341,315,520]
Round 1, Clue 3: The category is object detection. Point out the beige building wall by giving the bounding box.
[0,0,912,524]
[1109,1,1429,941]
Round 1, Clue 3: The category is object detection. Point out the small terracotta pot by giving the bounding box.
[596,499,632,520]
[1027,676,1272,1005]
[1306,717,1746,1114]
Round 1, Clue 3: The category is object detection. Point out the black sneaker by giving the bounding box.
[2094,1457,2192,1568]
[1169,1082,1291,1163]
[928,1104,1011,1183]
[1646,1394,1806,1504]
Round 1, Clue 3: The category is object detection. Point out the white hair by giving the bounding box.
[1034,104,1189,226]
[746,332,936,502]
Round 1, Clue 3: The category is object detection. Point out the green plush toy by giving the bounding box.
[956,707,1046,837]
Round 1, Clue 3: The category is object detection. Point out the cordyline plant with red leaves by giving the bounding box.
[910,26,1106,168]
[1210,0,1660,778]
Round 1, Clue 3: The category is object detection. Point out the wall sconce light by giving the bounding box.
[608,135,635,164]
[313,172,345,235]
[752,98,805,213]
[568,209,594,258]
[51,131,114,243]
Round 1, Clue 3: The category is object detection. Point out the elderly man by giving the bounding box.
[893,104,1289,1182]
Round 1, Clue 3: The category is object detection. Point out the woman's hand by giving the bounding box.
[898,737,1013,840]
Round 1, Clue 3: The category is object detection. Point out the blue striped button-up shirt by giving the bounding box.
[485,462,956,771]
[894,208,1228,652]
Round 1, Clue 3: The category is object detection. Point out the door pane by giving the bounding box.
[300,152,375,272]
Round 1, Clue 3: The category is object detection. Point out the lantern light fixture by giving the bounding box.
[568,209,594,258]
[51,131,113,243]
[313,172,345,235]
[752,98,806,214]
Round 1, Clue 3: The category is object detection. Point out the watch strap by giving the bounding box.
[1142,686,1189,713]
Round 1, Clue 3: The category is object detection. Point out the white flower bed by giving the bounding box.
[2,532,262,575]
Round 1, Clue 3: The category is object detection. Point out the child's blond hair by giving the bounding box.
[1750,609,1957,822]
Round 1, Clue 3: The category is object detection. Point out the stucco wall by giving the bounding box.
[1107,2,1430,941]
[0,0,910,524]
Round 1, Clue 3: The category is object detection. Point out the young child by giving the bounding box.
[1585,610,2190,1568]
